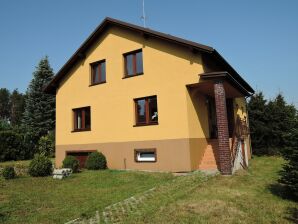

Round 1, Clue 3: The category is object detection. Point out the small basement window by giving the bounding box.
[135,149,156,162]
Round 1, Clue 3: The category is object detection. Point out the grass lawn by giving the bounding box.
[122,156,298,223]
[0,160,33,168]
[0,157,297,224]
[0,169,174,223]
[0,159,55,169]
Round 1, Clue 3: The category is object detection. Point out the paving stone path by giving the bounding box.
[65,171,217,224]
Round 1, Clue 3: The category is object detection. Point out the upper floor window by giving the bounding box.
[91,60,106,85]
[73,107,91,131]
[124,50,143,77]
[134,96,158,126]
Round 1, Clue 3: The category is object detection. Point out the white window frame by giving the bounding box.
[135,149,156,162]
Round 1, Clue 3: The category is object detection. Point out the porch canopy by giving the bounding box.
[186,71,253,98]
[186,71,253,175]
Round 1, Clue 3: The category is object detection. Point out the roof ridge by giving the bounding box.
[44,17,253,94]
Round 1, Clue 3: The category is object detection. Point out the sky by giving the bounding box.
[0,0,297,106]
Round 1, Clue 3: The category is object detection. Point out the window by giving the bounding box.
[134,96,158,126]
[91,60,106,85]
[124,50,143,77]
[135,149,156,162]
[73,107,91,131]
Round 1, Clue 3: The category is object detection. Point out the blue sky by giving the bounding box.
[0,0,297,106]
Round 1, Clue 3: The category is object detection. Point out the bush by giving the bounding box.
[2,166,16,179]
[85,151,107,170]
[38,132,55,157]
[22,130,40,160]
[0,130,23,161]
[28,153,53,177]
[62,156,80,173]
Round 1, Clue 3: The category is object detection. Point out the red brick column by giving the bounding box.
[214,81,232,175]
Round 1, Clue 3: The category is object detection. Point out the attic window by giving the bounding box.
[124,50,143,77]
[90,60,106,85]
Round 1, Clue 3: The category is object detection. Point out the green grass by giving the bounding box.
[1,157,297,224]
[0,159,55,168]
[122,157,298,223]
[0,160,32,168]
[0,169,174,223]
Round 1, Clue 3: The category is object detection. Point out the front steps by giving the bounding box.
[199,139,219,170]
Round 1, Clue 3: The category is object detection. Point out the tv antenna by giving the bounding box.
[141,0,146,28]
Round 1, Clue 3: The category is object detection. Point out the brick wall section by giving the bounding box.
[199,139,219,170]
[214,81,232,175]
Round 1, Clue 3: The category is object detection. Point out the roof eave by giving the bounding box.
[212,50,255,94]
[43,17,254,95]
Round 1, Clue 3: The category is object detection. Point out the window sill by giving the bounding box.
[122,73,144,79]
[71,128,91,133]
[133,122,158,127]
[135,160,157,163]
[89,81,106,86]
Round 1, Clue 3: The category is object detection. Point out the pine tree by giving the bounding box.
[265,94,297,155]
[22,57,55,155]
[10,89,25,126]
[0,88,11,120]
[279,113,298,200]
[248,92,297,155]
[247,92,269,155]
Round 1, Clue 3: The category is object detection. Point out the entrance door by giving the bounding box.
[207,97,217,138]
[207,97,234,139]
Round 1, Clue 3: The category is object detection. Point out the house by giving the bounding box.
[44,17,254,175]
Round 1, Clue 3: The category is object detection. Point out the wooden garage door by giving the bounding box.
[66,152,92,168]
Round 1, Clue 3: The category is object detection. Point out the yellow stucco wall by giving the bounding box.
[56,26,206,146]
[55,24,251,171]
[234,97,248,120]
[234,97,252,159]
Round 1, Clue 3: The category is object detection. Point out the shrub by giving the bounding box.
[0,119,11,131]
[0,130,23,161]
[85,151,107,170]
[2,166,16,180]
[28,153,53,177]
[38,132,55,157]
[22,130,40,160]
[62,156,80,173]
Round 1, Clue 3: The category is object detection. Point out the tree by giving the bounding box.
[247,92,269,155]
[22,56,55,154]
[279,112,298,200]
[265,94,297,155]
[10,89,25,126]
[0,88,10,120]
[248,92,297,155]
[37,131,55,157]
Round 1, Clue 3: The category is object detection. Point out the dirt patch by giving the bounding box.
[178,199,246,222]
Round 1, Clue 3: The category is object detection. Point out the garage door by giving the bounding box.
[66,151,93,168]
